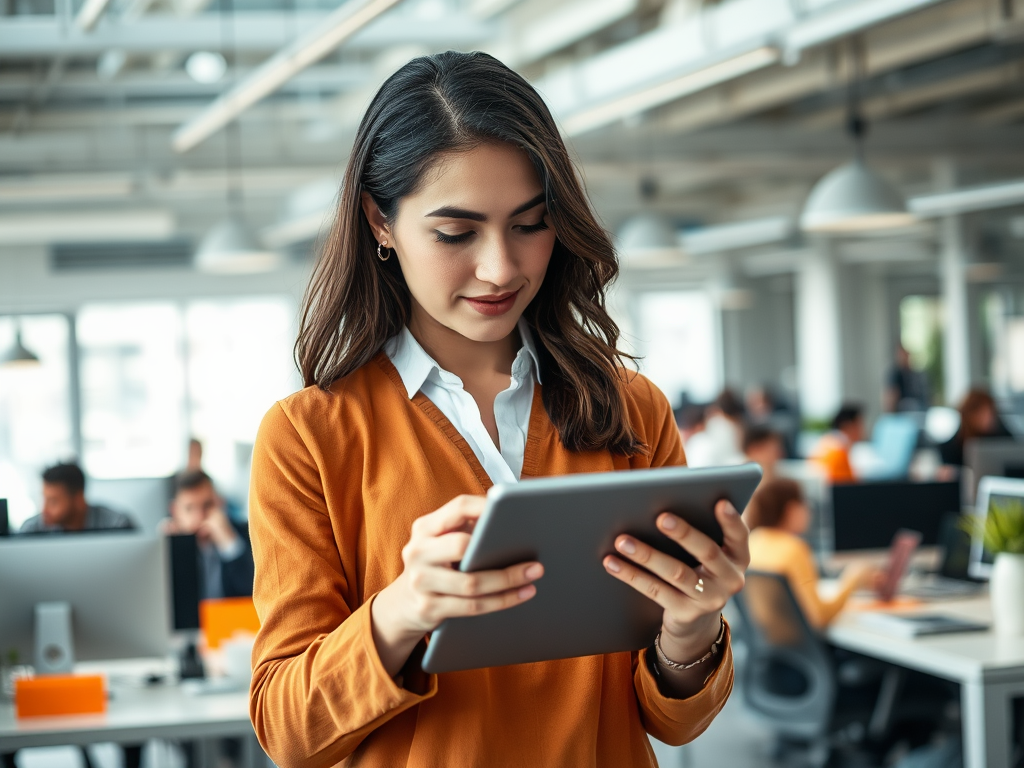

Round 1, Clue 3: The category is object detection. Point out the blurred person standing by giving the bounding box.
[746,478,876,628]
[687,389,746,468]
[810,404,865,484]
[939,388,1013,468]
[884,345,929,413]
[742,425,785,479]
[164,469,253,599]
[20,462,135,533]
[674,404,707,463]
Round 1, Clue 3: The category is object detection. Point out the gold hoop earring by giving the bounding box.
[376,241,390,262]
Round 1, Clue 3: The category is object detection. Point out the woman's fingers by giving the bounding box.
[425,584,538,623]
[414,561,544,598]
[655,512,745,591]
[602,555,696,617]
[715,499,751,569]
[611,535,704,599]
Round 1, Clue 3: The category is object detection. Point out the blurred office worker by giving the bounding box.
[20,462,135,533]
[810,403,865,484]
[939,387,1013,468]
[746,479,876,628]
[248,52,743,768]
[742,425,785,478]
[884,344,930,413]
[164,469,253,599]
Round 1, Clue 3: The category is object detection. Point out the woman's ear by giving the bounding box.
[360,192,390,243]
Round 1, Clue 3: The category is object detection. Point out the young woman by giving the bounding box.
[746,478,875,628]
[248,51,749,768]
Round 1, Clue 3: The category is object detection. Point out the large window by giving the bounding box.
[635,291,721,406]
[0,297,300,529]
[0,314,75,529]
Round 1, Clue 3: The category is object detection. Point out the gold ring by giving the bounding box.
[695,578,705,594]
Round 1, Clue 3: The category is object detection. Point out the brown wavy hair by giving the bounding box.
[295,51,643,455]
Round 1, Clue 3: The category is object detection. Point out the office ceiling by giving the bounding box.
[1,0,1023,270]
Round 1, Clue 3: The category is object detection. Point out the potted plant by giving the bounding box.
[968,497,1024,636]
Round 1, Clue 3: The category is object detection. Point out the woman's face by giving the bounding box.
[366,141,556,345]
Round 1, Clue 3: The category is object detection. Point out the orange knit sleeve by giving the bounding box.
[248,401,437,768]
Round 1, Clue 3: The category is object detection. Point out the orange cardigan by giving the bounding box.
[248,353,734,768]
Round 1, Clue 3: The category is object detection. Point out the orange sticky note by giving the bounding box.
[15,675,106,718]
[200,597,260,650]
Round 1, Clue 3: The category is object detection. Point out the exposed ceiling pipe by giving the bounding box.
[172,0,403,153]
[909,178,1024,218]
[75,0,114,32]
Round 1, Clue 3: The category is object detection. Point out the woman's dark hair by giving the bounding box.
[296,51,643,455]
[744,478,803,530]
[831,402,863,432]
[956,387,1000,444]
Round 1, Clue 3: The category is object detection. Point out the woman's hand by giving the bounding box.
[602,499,749,696]
[371,495,544,677]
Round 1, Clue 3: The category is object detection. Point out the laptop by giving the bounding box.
[876,529,922,603]
[901,512,986,599]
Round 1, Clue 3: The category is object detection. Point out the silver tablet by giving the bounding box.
[421,463,762,674]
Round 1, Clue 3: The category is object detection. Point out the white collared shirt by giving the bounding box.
[384,319,542,485]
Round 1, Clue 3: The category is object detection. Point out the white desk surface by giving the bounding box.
[826,596,1024,683]
[0,682,252,751]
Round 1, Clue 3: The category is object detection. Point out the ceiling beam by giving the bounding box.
[0,12,495,57]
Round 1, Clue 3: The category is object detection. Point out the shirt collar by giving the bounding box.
[385,318,542,400]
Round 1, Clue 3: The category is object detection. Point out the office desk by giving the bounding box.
[0,683,259,767]
[827,597,1024,768]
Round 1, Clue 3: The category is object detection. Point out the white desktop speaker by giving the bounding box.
[34,601,75,674]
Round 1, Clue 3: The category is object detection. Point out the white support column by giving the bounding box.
[796,243,843,421]
[940,212,971,406]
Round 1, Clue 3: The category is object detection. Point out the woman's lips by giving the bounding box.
[463,289,520,317]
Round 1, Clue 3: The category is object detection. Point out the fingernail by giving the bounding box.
[525,563,543,579]
[605,558,621,573]
[617,537,636,554]
[518,585,536,599]
[660,515,677,530]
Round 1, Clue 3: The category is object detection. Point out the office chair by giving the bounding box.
[732,571,898,766]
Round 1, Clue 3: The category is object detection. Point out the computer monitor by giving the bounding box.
[831,480,961,551]
[88,476,171,533]
[969,476,1024,579]
[0,534,170,666]
[168,533,201,631]
[0,498,8,536]
[964,439,1024,504]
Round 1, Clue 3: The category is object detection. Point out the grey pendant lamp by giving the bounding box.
[194,0,280,275]
[617,178,685,263]
[2,325,41,367]
[800,51,915,233]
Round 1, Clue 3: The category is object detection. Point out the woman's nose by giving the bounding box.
[474,235,518,287]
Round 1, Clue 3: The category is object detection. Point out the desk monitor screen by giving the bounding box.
[0,498,8,536]
[964,438,1024,504]
[969,476,1024,579]
[0,534,170,664]
[831,480,961,551]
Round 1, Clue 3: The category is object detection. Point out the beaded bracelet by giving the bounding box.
[654,614,726,673]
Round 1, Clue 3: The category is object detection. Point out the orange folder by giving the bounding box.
[15,675,106,718]
[200,596,261,649]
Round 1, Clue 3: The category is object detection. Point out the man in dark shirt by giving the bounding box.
[163,469,253,599]
[19,462,135,533]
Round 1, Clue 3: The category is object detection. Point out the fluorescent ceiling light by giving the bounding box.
[0,210,175,244]
[0,174,135,202]
[518,0,636,64]
[561,46,779,136]
[172,0,402,153]
[909,179,1024,218]
[186,51,227,84]
[785,0,944,54]
[76,0,114,31]
[682,216,793,255]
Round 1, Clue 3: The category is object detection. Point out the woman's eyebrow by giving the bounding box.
[425,192,546,222]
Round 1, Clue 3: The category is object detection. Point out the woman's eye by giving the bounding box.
[517,220,550,235]
[434,230,473,244]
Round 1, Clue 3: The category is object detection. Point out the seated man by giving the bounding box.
[20,462,134,533]
[164,469,253,599]
[743,424,785,479]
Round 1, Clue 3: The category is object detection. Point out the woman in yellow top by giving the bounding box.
[745,478,874,628]
[248,51,748,767]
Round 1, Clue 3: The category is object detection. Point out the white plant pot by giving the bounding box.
[990,552,1024,637]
